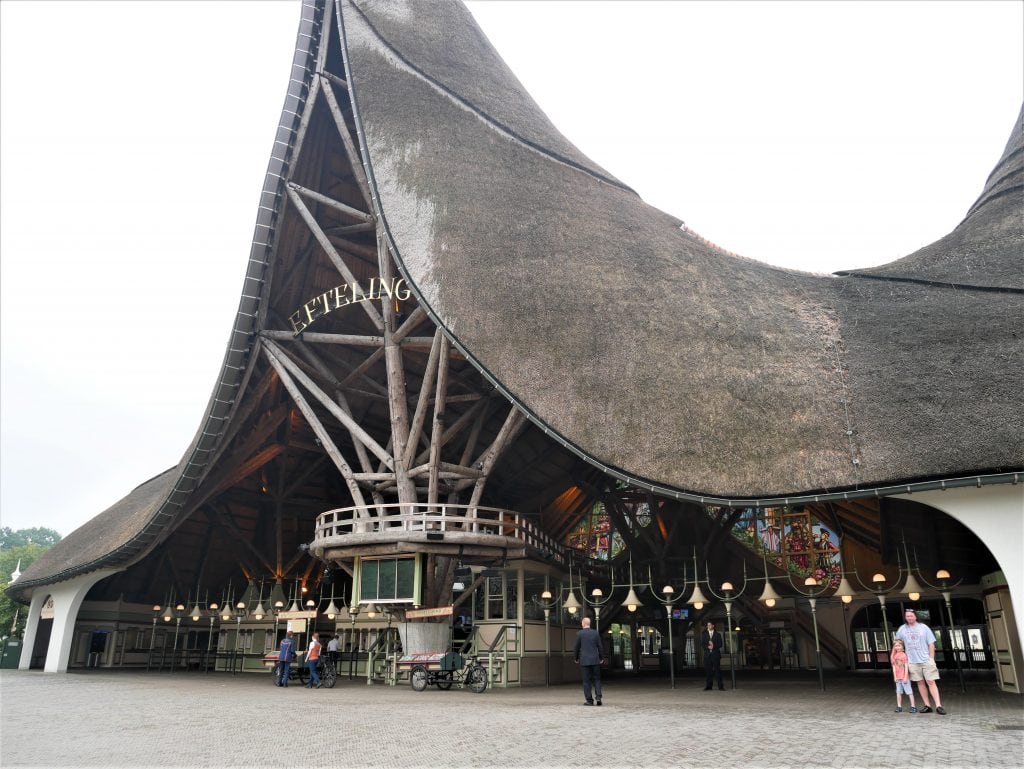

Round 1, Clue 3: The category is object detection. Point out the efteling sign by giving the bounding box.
[289,276,411,335]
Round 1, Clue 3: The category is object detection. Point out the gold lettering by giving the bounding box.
[331,285,350,309]
[289,310,308,335]
[303,296,323,324]
[378,277,395,301]
[395,278,411,301]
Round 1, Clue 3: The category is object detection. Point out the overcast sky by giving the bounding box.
[1,1,1021,539]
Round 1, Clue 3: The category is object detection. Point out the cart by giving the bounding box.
[399,651,487,693]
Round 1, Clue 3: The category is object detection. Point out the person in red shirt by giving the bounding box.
[305,632,322,689]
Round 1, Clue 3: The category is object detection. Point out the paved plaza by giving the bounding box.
[1,669,1021,768]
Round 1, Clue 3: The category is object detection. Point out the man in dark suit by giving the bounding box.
[702,621,725,690]
[574,616,605,705]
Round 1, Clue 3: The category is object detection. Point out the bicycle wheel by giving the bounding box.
[466,665,488,694]
[321,662,337,689]
[410,665,428,691]
[436,670,453,690]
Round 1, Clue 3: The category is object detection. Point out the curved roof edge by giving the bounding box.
[8,0,328,601]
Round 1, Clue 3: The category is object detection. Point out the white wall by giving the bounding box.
[895,484,1023,656]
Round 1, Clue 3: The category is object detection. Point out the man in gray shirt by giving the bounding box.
[895,609,946,715]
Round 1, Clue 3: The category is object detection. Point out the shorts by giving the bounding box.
[895,680,913,694]
[908,659,940,681]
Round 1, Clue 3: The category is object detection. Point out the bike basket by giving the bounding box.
[439,652,464,671]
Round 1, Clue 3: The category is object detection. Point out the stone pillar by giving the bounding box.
[17,591,48,670]
[36,570,119,673]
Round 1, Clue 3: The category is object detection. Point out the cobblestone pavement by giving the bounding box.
[1,669,1021,768]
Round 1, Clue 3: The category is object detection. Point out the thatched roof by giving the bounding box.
[11,0,1021,597]
[342,0,1022,496]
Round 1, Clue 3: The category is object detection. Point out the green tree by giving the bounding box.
[0,528,62,637]
[0,526,61,549]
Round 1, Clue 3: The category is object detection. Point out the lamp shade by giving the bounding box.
[366,604,378,618]
[936,569,951,581]
[834,576,856,604]
[620,587,643,612]
[269,581,287,609]
[220,604,234,621]
[190,604,203,621]
[687,584,709,609]
[662,585,674,596]
[758,579,781,608]
[562,591,582,615]
[903,573,924,602]
[325,600,340,620]
[252,603,266,620]
[721,581,734,593]
[871,573,886,585]
[237,580,258,611]
[162,606,174,622]
[541,589,553,601]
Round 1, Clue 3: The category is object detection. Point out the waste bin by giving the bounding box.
[0,638,23,668]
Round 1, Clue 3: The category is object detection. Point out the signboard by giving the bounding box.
[277,610,318,620]
[286,619,308,633]
[290,276,411,334]
[404,605,453,619]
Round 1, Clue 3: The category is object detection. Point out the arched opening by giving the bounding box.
[29,595,54,670]
[850,597,989,671]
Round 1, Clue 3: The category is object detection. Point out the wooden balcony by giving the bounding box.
[310,503,567,565]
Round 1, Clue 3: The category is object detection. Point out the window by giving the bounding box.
[564,503,625,561]
[358,556,417,603]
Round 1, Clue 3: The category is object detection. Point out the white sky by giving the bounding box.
[1,1,1021,538]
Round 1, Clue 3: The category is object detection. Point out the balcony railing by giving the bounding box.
[313,503,567,567]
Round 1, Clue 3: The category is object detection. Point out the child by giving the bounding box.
[891,639,917,713]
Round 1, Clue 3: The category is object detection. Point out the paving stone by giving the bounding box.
[0,670,1021,768]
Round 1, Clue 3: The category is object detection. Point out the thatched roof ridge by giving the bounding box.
[838,103,1023,291]
[341,0,1023,497]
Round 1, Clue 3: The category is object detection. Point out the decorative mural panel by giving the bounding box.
[564,503,625,561]
[722,506,843,588]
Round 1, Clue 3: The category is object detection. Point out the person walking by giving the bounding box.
[895,609,946,715]
[890,639,917,713]
[327,633,340,666]
[702,621,725,690]
[305,631,322,688]
[573,616,604,706]
[276,630,296,687]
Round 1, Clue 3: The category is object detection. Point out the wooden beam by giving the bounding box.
[284,185,384,330]
[263,338,394,469]
[427,334,451,508]
[403,330,443,470]
[288,181,372,223]
[261,344,368,511]
[262,330,385,347]
[319,72,372,204]
[339,306,428,387]
[379,232,416,506]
